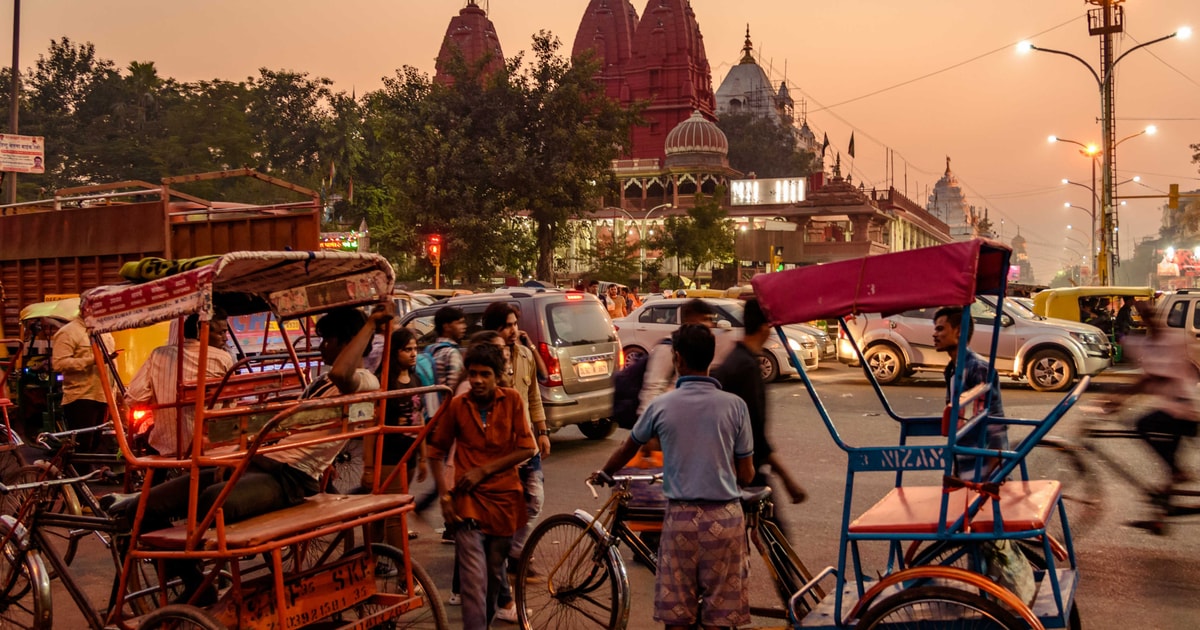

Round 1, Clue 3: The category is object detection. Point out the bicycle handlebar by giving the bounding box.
[585,471,662,499]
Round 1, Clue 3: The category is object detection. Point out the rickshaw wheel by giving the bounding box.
[0,520,52,629]
[337,544,448,629]
[136,604,225,629]
[854,585,1024,629]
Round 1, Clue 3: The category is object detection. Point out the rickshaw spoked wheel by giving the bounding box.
[135,603,224,629]
[333,543,449,629]
[854,585,1024,629]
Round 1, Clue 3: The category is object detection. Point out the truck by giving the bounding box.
[0,168,322,339]
[1,170,323,435]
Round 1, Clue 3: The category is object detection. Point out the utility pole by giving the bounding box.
[1088,0,1121,286]
[5,0,20,205]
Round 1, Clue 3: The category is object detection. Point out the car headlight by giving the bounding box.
[1069,331,1105,347]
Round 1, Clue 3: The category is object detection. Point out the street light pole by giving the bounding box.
[5,1,20,205]
[1020,5,1189,285]
[607,202,672,288]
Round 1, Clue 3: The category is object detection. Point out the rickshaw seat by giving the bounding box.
[139,492,413,550]
[848,480,1061,534]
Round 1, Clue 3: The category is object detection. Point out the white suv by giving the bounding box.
[838,297,1111,392]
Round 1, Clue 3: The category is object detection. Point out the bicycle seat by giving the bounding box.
[740,486,772,508]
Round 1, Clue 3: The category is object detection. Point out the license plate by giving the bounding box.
[575,359,610,379]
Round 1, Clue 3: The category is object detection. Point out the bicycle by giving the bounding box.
[514,472,827,629]
[1037,402,1200,535]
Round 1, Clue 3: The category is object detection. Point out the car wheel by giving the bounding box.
[577,419,617,440]
[1025,349,1075,392]
[864,343,906,385]
[622,346,647,366]
[758,353,780,382]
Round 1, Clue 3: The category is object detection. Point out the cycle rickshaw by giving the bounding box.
[1,250,449,629]
[521,239,1082,629]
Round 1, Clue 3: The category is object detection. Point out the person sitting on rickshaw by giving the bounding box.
[111,305,391,603]
[124,310,235,457]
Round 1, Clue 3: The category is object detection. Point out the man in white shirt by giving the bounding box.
[125,311,236,457]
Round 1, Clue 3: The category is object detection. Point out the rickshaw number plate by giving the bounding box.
[237,554,374,630]
[271,270,389,319]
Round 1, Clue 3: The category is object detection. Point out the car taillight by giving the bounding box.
[538,342,562,385]
[565,294,584,301]
[617,345,625,370]
[129,407,153,434]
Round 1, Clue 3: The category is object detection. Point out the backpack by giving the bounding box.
[419,341,457,418]
[611,339,669,430]
[611,352,650,430]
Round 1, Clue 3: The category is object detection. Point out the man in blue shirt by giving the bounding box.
[933,305,1007,481]
[593,324,754,629]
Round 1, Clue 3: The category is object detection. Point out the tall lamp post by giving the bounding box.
[1021,2,1189,285]
[607,202,673,288]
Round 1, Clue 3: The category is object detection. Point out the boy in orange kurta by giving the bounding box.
[428,343,536,630]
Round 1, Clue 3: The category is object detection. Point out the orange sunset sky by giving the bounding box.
[8,0,1200,281]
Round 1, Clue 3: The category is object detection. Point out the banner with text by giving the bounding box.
[0,134,45,173]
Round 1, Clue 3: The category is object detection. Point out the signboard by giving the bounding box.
[0,134,45,174]
[730,177,806,206]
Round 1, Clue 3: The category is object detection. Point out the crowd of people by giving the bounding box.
[24,283,1200,627]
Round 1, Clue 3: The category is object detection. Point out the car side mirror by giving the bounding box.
[716,319,732,329]
[1000,314,1014,327]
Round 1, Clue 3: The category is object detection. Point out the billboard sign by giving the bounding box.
[730,177,806,206]
[0,134,45,174]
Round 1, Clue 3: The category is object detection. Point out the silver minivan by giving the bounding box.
[399,290,619,439]
[838,297,1111,392]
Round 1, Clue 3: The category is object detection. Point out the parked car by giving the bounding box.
[613,297,819,382]
[838,296,1110,392]
[399,289,620,439]
[1153,290,1200,375]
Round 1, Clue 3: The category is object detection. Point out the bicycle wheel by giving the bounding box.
[517,513,627,630]
[855,585,1024,629]
[340,543,448,629]
[0,521,52,629]
[123,554,186,617]
[280,528,355,574]
[136,604,226,629]
[756,520,817,618]
[329,440,365,494]
[0,464,81,521]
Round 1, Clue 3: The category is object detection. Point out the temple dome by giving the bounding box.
[665,110,727,156]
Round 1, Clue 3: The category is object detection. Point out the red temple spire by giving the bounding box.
[434,1,506,86]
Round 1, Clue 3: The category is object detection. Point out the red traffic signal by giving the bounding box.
[427,234,442,260]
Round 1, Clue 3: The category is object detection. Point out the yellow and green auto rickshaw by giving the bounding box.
[1031,286,1158,361]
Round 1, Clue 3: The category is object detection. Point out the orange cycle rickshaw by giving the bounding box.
[3,251,449,629]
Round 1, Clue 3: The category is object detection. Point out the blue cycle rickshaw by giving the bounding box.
[752,239,1082,629]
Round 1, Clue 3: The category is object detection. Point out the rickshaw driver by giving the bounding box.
[932,306,1008,481]
[111,305,391,603]
[124,310,235,456]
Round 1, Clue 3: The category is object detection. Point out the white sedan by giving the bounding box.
[613,298,819,382]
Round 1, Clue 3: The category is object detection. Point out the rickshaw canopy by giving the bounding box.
[752,239,1012,326]
[1031,285,1157,321]
[80,251,394,334]
[19,297,81,323]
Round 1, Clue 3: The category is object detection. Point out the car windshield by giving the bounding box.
[714,302,744,327]
[547,302,616,346]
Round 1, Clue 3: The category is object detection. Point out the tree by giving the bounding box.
[509,33,637,281]
[652,188,735,286]
[716,111,818,178]
[580,223,641,283]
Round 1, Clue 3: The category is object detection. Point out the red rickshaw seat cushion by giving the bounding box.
[139,492,413,550]
[848,480,1061,534]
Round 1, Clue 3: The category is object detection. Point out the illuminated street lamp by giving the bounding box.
[607,202,673,287]
[1021,5,1189,285]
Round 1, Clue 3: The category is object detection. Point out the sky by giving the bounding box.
[8,0,1200,283]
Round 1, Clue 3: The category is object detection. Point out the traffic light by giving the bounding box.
[771,246,784,272]
[427,234,442,261]
[1169,184,1180,210]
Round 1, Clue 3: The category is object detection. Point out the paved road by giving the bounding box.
[41,363,1200,628]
